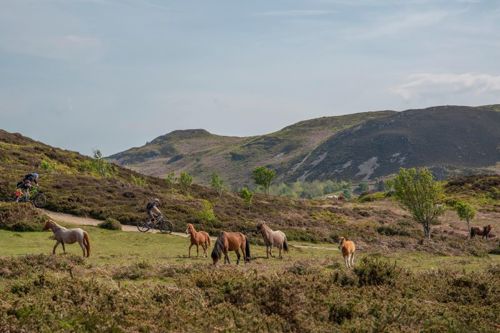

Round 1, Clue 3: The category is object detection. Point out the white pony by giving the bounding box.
[43,221,90,257]
[257,222,288,259]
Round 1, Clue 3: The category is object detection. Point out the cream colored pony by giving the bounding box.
[43,221,90,257]
[338,237,355,268]
[257,222,288,259]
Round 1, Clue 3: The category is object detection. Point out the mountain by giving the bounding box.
[109,111,395,186]
[288,105,500,182]
[110,105,500,186]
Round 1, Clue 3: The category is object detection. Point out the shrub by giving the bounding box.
[40,159,56,172]
[131,174,147,187]
[196,200,216,223]
[354,256,400,286]
[0,203,49,232]
[179,172,193,191]
[376,226,411,237]
[98,218,122,231]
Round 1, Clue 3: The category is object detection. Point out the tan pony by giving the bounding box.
[257,222,288,259]
[185,223,211,257]
[211,231,250,265]
[43,221,90,257]
[338,237,355,268]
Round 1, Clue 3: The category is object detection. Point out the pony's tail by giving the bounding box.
[83,231,91,257]
[211,233,225,263]
[283,237,289,252]
[207,233,211,246]
[245,237,251,262]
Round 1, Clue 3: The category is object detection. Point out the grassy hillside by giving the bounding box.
[1,129,499,255]
[110,105,500,187]
[109,111,395,187]
[288,105,500,182]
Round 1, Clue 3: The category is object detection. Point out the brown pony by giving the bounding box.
[470,225,493,239]
[185,223,211,257]
[211,231,250,265]
[43,221,90,257]
[338,237,355,268]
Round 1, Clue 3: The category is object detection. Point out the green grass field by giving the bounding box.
[1,223,498,272]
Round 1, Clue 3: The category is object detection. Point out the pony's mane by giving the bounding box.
[211,232,225,261]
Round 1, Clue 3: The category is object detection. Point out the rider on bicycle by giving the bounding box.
[146,198,162,222]
[16,172,39,202]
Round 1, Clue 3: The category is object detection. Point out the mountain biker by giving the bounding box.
[16,172,39,202]
[146,198,162,222]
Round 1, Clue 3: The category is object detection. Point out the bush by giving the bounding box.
[196,200,216,223]
[0,203,49,232]
[354,256,400,286]
[98,218,122,231]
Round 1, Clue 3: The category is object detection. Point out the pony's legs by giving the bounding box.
[224,250,230,264]
[344,256,349,268]
[236,250,241,265]
[350,253,355,267]
[278,247,282,259]
[188,244,193,257]
[53,241,60,255]
[196,244,199,257]
[61,242,66,254]
[79,240,86,257]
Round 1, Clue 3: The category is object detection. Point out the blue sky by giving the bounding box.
[1,0,499,155]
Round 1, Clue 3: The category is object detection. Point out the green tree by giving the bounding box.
[239,187,253,210]
[393,168,444,240]
[165,172,177,187]
[357,181,369,194]
[342,188,352,200]
[179,172,193,191]
[252,166,276,195]
[92,149,115,177]
[455,201,476,239]
[210,173,224,197]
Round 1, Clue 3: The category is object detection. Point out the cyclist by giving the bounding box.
[146,198,162,222]
[16,172,39,202]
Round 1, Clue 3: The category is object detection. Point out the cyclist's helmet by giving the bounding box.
[32,173,39,180]
[154,198,161,205]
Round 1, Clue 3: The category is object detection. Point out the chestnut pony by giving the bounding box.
[211,231,250,265]
[338,237,355,268]
[43,221,90,257]
[470,225,492,239]
[185,223,211,257]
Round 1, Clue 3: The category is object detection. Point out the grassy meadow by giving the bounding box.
[1,223,499,332]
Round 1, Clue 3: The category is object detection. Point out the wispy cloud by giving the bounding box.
[391,73,500,99]
[255,9,335,17]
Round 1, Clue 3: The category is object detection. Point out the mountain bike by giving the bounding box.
[136,215,173,234]
[14,186,47,208]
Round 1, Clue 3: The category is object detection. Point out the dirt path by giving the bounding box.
[42,210,338,251]
[42,210,189,238]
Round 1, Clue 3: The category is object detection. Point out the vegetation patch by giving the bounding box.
[0,203,49,232]
[98,218,122,231]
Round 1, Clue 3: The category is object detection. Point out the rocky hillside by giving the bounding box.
[288,105,500,182]
[109,111,395,187]
[110,105,500,186]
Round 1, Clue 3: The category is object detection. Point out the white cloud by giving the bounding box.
[391,73,500,99]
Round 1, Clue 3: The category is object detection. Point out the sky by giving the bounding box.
[1,0,499,155]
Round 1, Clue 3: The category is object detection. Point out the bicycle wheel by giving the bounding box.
[137,220,152,232]
[32,193,47,208]
[158,217,173,234]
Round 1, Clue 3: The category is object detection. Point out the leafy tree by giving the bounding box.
[357,182,369,194]
[455,201,476,239]
[197,199,216,223]
[393,168,444,240]
[179,172,193,191]
[210,173,224,197]
[252,166,276,195]
[239,187,253,210]
[165,172,177,187]
[342,188,352,200]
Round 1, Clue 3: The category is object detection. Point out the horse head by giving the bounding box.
[43,220,54,231]
[338,237,346,248]
[185,223,194,234]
